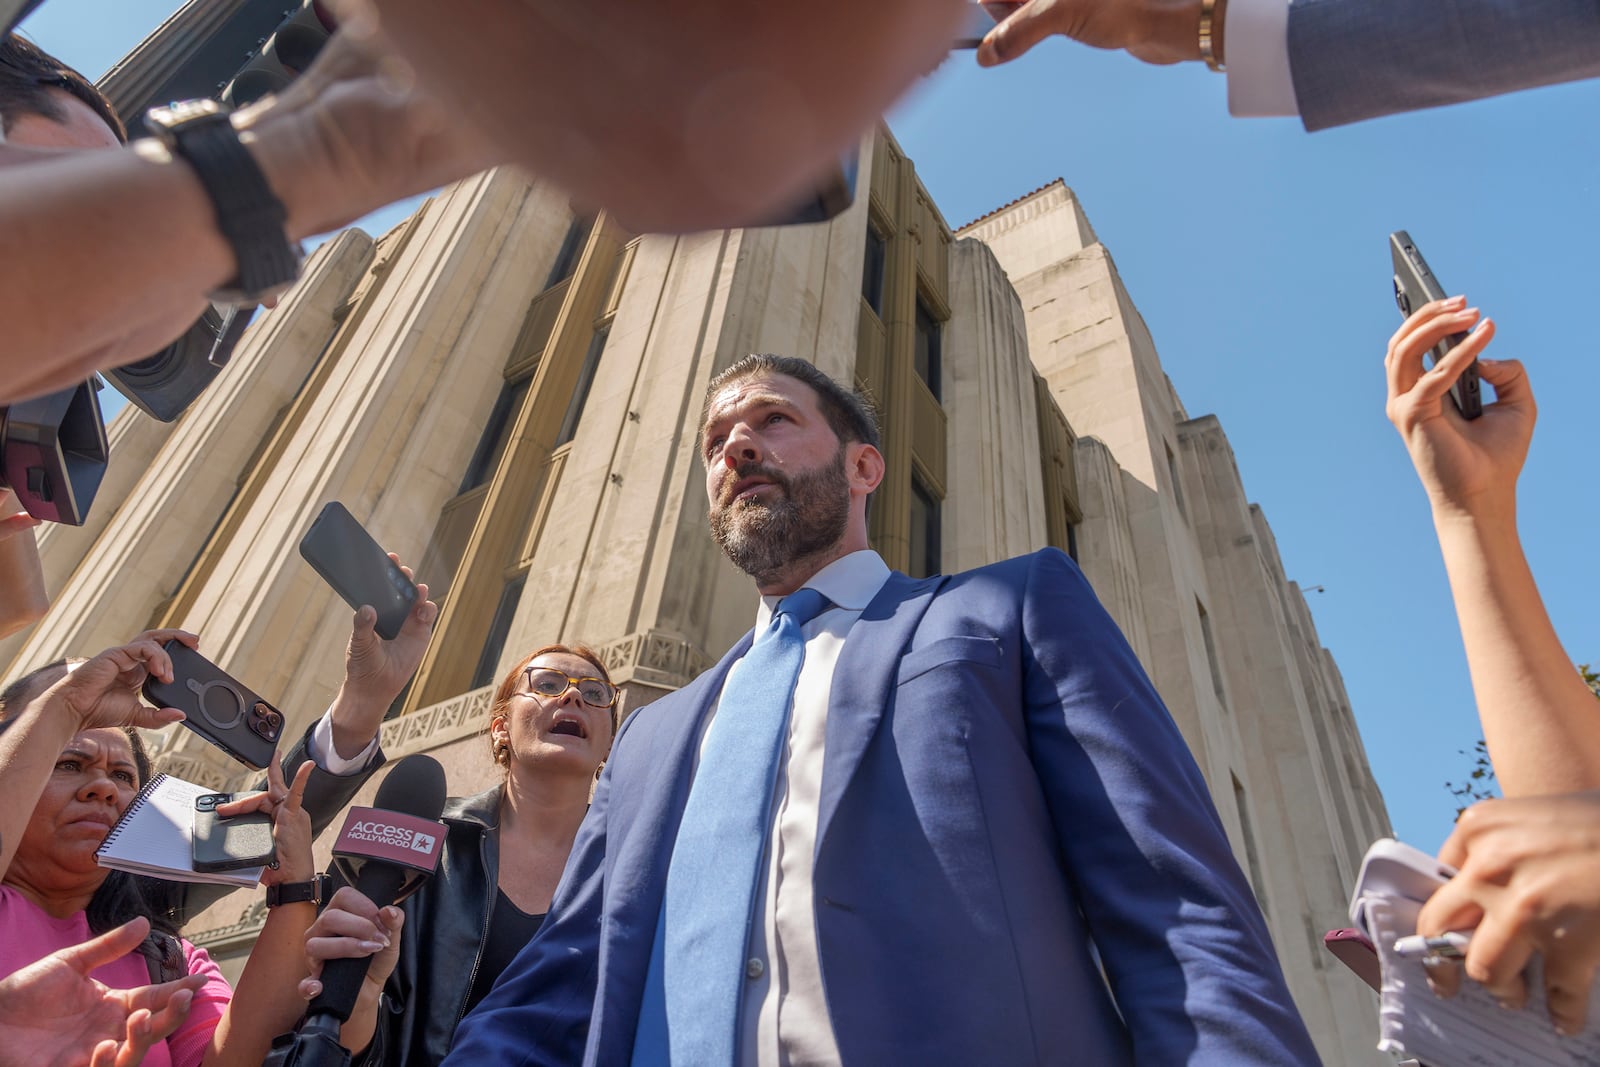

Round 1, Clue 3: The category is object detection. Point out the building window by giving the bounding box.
[908,474,942,579]
[1065,520,1079,563]
[1232,773,1270,917]
[1164,440,1187,520]
[862,224,887,315]
[555,325,611,447]
[1197,598,1227,709]
[913,300,942,401]
[470,574,528,689]
[544,214,595,289]
[459,378,530,492]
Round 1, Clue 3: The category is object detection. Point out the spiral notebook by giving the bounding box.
[95,773,264,887]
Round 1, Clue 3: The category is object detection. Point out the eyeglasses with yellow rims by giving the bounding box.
[520,666,617,709]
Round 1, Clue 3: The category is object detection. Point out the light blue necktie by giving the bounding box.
[631,587,832,1066]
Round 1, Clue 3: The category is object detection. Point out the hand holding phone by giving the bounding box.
[299,502,419,641]
[1390,230,1483,419]
[192,792,276,873]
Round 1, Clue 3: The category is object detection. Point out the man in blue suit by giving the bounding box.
[446,355,1317,1065]
[978,0,1600,131]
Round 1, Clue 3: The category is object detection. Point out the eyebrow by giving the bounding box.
[59,746,136,771]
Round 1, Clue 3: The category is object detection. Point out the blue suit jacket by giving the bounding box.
[1290,0,1600,129]
[447,549,1318,1065]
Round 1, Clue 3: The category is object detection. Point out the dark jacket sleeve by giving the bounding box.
[441,762,613,1066]
[1019,548,1318,1064]
[158,720,385,929]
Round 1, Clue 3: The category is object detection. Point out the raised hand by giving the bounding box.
[41,630,199,733]
[977,0,1209,68]
[1385,296,1533,522]
[0,916,205,1067]
[329,555,437,759]
[216,759,317,886]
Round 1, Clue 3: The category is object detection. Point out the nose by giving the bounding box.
[79,766,120,804]
[721,421,762,468]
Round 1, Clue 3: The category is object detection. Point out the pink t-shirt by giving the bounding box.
[0,884,232,1067]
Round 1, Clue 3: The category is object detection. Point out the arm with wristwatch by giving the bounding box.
[0,28,499,405]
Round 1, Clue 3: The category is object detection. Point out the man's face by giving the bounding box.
[702,373,852,585]
[4,87,119,150]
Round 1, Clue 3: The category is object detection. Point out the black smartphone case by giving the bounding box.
[142,641,284,771]
[1389,230,1483,419]
[298,501,418,640]
[193,795,276,872]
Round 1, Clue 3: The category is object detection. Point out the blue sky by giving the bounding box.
[23,2,1600,856]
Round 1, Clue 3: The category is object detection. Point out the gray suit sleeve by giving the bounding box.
[1289,0,1600,130]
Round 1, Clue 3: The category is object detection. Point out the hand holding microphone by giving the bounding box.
[267,754,446,1067]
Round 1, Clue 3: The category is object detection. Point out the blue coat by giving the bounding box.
[446,549,1318,1065]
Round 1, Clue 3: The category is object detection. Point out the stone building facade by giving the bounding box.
[6,130,1389,1061]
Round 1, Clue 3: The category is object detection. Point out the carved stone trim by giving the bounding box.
[597,629,714,691]
[189,900,267,951]
[378,685,497,760]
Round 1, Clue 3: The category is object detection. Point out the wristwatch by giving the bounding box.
[265,873,333,908]
[144,98,303,306]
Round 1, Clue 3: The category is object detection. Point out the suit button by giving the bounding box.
[746,957,765,979]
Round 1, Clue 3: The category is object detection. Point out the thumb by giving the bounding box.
[0,512,41,540]
[349,605,379,651]
[978,1,1058,66]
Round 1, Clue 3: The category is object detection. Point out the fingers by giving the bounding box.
[284,759,313,813]
[978,0,1056,66]
[124,972,206,1015]
[1478,356,1535,415]
[1385,297,1476,401]
[1463,912,1534,1008]
[61,917,152,974]
[1424,957,1463,998]
[305,911,392,963]
[351,603,379,642]
[1544,952,1597,1036]
[1403,319,1496,411]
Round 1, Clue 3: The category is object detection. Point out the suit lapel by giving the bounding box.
[815,571,941,859]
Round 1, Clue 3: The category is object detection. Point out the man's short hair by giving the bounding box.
[700,354,880,458]
[0,34,125,143]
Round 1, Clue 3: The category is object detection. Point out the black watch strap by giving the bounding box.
[266,873,332,908]
[145,99,302,305]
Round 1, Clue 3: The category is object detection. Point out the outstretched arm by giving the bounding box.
[1385,298,1600,794]
[0,27,497,404]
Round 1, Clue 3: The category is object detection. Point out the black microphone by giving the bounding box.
[308,754,447,1024]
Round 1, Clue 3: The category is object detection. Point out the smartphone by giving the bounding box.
[1323,928,1382,991]
[143,640,285,771]
[192,792,276,873]
[299,501,418,640]
[1389,230,1483,419]
[952,1,1024,48]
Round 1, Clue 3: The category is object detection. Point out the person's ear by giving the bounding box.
[847,442,885,495]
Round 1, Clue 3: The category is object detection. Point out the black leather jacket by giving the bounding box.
[356,785,507,1067]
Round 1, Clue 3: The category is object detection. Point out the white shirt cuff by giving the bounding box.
[1224,0,1299,117]
[309,708,380,776]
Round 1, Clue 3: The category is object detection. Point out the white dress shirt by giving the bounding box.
[1225,0,1300,117]
[700,550,892,1067]
[309,709,381,774]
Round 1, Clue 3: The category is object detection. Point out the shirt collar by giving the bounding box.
[754,550,891,630]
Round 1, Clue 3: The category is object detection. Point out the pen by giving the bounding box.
[1393,932,1471,960]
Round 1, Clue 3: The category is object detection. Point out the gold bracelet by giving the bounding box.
[1199,0,1225,72]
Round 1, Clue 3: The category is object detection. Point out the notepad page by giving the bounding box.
[96,774,262,887]
[1363,894,1600,1067]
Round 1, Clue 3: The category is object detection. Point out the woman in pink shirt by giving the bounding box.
[0,630,321,1067]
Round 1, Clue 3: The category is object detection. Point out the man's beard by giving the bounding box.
[709,451,851,586]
